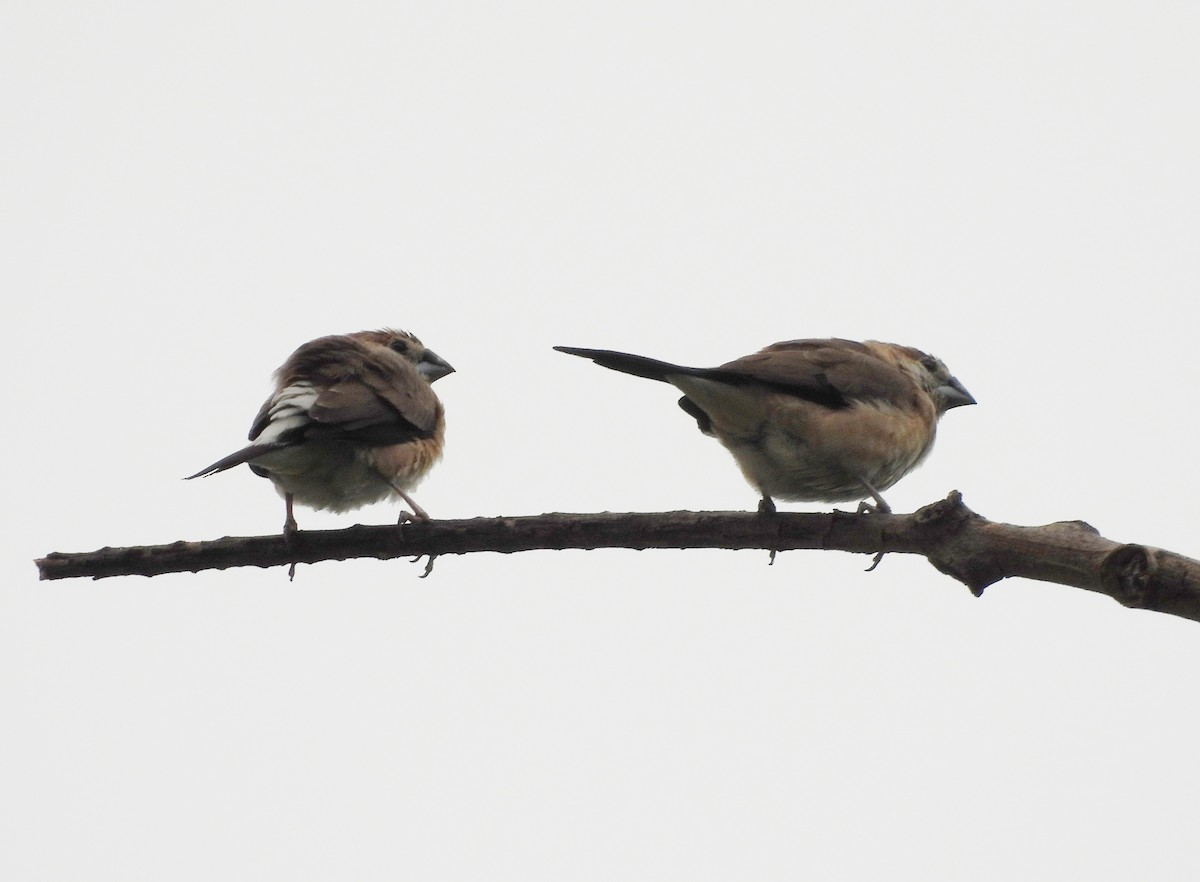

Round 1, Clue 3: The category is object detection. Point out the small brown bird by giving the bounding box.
[555,339,974,513]
[188,329,454,532]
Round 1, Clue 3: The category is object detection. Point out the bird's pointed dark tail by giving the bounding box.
[553,346,695,383]
[185,442,282,479]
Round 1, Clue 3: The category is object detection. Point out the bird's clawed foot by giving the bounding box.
[396,503,431,526]
[855,500,891,515]
[411,554,438,578]
[391,484,430,525]
[855,481,891,515]
[851,482,890,569]
[758,495,780,565]
[390,484,435,572]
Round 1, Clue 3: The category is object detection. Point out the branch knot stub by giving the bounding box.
[1102,544,1157,609]
[914,490,974,531]
[913,492,1001,598]
[1044,519,1101,537]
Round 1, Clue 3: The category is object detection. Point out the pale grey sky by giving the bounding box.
[5,2,1200,879]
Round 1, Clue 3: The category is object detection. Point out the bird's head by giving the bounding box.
[359,329,456,383]
[885,344,976,415]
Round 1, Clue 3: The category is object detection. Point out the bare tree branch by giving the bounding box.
[34,492,1200,624]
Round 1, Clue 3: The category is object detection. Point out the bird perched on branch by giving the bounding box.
[555,338,974,513]
[188,329,454,532]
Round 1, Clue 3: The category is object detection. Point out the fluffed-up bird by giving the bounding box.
[188,329,454,532]
[555,338,974,513]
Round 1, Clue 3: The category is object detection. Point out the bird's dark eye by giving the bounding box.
[920,356,939,373]
[390,339,410,355]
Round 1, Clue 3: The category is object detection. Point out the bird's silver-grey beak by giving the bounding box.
[937,376,976,410]
[418,349,455,382]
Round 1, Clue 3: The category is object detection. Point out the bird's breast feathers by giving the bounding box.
[725,395,939,502]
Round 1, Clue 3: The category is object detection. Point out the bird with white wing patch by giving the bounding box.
[188,329,454,532]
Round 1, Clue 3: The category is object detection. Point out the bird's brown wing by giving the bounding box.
[304,368,441,444]
[718,339,914,409]
[358,360,442,435]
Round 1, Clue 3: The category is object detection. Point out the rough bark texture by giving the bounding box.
[34,492,1200,623]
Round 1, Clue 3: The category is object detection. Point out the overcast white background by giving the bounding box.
[4,1,1200,879]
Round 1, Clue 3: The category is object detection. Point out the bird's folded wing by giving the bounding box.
[719,340,913,409]
[358,365,442,435]
[301,375,439,444]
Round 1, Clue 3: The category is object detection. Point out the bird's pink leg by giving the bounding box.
[283,493,299,534]
[855,480,891,514]
[854,480,890,570]
[389,483,430,523]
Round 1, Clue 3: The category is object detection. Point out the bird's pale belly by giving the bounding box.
[252,443,394,512]
[727,418,934,503]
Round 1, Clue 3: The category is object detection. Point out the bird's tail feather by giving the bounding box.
[185,442,283,479]
[553,346,695,382]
